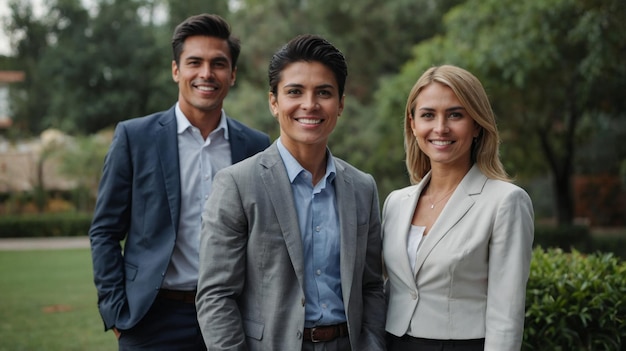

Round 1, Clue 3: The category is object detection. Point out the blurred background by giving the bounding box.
[0,0,625,233]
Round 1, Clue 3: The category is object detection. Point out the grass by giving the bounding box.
[0,249,117,351]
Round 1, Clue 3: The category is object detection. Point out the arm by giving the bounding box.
[89,123,132,331]
[485,187,534,350]
[197,170,248,350]
[356,175,387,350]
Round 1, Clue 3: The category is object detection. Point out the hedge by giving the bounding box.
[0,213,92,238]
[524,247,626,350]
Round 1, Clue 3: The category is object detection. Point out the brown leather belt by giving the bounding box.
[303,322,348,342]
[157,289,196,304]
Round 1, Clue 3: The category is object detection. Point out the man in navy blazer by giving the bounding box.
[89,14,270,350]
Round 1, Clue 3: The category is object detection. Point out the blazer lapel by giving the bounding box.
[413,165,486,277]
[226,116,244,163]
[388,183,426,290]
[156,108,181,230]
[259,144,306,289]
[334,161,357,304]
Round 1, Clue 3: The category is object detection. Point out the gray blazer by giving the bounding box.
[196,142,386,351]
[89,106,270,331]
[383,165,534,350]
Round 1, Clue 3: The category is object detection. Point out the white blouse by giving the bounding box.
[407,225,427,275]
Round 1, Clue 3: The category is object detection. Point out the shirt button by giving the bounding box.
[321,304,327,309]
[411,291,417,300]
[204,194,209,200]
[316,269,321,276]
[315,226,321,232]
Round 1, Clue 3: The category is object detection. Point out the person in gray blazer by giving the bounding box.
[89,14,270,350]
[382,65,534,351]
[196,34,386,351]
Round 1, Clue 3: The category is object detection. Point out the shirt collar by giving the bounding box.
[174,102,229,140]
[276,138,336,184]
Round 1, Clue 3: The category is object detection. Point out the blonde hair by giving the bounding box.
[404,65,509,184]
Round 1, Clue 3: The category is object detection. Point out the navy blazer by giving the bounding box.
[89,105,270,331]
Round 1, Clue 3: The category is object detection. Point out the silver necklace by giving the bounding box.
[426,188,455,209]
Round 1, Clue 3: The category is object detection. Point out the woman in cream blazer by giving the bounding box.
[382,65,534,351]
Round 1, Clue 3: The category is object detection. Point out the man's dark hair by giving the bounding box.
[171,14,241,68]
[268,34,348,97]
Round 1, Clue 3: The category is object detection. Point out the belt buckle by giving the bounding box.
[309,327,324,343]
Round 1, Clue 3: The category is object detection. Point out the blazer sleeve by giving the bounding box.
[197,168,248,350]
[485,187,534,350]
[89,123,132,330]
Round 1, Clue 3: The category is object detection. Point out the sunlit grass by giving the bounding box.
[0,249,116,351]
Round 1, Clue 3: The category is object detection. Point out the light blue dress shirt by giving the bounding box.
[276,139,345,327]
[162,103,231,290]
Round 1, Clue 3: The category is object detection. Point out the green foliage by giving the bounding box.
[533,225,592,252]
[524,248,626,350]
[0,249,115,350]
[374,0,626,224]
[0,213,92,238]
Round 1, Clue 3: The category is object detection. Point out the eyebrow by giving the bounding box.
[282,83,336,90]
[418,106,466,112]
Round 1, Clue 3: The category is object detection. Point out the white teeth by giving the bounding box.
[197,86,216,91]
[298,118,322,125]
[432,140,452,145]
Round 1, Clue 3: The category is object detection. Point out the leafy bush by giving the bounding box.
[533,225,592,252]
[524,247,626,350]
[0,213,92,238]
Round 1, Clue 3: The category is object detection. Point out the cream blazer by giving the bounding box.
[382,165,534,350]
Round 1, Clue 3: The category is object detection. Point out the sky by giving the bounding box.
[0,0,48,56]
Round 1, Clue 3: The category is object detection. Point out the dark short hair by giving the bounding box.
[268,34,347,97]
[171,14,241,68]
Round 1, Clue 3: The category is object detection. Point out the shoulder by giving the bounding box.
[117,107,175,132]
[226,117,270,141]
[333,157,375,185]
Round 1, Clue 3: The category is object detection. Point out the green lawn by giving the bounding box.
[0,249,117,351]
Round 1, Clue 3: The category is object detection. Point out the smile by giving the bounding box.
[431,140,453,146]
[196,85,217,92]
[296,118,322,125]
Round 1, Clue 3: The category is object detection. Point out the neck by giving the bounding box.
[428,163,472,192]
[284,142,328,185]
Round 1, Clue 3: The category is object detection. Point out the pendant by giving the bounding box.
[430,204,434,209]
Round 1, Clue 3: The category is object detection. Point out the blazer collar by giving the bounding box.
[156,106,181,230]
[412,164,487,278]
[259,143,306,289]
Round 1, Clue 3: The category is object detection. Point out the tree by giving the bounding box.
[4,0,53,135]
[376,0,626,224]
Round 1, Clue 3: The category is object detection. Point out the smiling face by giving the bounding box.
[410,82,480,169]
[172,35,236,119]
[269,60,344,153]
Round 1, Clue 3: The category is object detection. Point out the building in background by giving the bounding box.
[0,70,25,130]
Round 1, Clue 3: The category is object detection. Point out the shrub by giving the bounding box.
[0,213,92,238]
[533,225,592,252]
[524,247,626,350]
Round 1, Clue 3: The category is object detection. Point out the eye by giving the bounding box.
[286,88,301,95]
[449,112,463,119]
[420,112,434,119]
[317,90,332,97]
[212,60,228,68]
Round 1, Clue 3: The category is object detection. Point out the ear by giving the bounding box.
[338,95,345,117]
[230,66,237,86]
[473,122,481,138]
[172,60,179,83]
[409,113,418,136]
[268,92,278,118]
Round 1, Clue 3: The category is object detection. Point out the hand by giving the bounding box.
[112,327,121,339]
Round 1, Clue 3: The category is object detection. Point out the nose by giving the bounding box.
[302,94,320,110]
[198,63,213,79]
[434,117,449,134]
